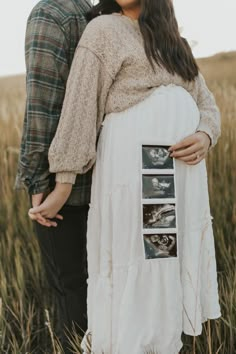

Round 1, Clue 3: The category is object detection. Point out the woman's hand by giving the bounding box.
[28,183,73,227]
[168,131,211,165]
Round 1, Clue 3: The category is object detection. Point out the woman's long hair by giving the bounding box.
[87,0,199,81]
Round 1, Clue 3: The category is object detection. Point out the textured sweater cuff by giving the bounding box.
[55,172,77,185]
[196,121,214,149]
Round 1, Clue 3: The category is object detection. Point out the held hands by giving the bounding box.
[28,132,210,226]
[28,183,72,227]
[169,131,211,165]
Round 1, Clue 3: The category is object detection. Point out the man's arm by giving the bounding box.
[16,7,70,195]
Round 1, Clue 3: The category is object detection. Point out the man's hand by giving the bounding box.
[30,192,62,227]
[32,193,44,208]
[31,191,65,228]
[168,131,211,165]
[29,183,72,227]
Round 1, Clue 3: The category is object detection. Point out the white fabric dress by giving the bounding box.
[82,85,221,354]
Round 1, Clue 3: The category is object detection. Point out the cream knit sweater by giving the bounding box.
[48,13,221,184]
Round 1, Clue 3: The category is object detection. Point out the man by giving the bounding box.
[15,0,92,352]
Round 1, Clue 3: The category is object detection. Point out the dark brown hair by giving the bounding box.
[87,0,199,82]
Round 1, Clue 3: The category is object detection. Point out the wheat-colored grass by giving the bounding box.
[0,53,235,353]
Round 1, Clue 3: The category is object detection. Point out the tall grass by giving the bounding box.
[0,76,56,353]
[0,54,236,353]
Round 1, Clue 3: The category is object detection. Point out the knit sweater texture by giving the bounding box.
[48,13,221,184]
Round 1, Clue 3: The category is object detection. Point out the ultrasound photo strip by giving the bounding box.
[143,233,177,259]
[141,143,179,260]
[143,203,176,229]
[142,145,174,170]
[142,175,175,199]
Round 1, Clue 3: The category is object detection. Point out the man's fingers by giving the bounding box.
[29,211,47,224]
[37,218,58,227]
[36,213,48,224]
[41,212,62,224]
[55,214,63,220]
[46,220,58,227]
[37,219,52,227]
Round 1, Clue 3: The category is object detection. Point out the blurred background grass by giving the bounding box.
[0,52,235,353]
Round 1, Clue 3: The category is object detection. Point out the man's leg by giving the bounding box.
[34,204,89,353]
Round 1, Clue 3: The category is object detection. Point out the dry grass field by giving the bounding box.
[0,52,236,353]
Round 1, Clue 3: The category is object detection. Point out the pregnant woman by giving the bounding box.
[29,0,221,353]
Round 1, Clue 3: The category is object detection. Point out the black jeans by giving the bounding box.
[34,204,89,353]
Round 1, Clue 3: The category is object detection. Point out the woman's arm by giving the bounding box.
[195,72,221,148]
[28,44,114,225]
[48,45,114,184]
[169,72,221,164]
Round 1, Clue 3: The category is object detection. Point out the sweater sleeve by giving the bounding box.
[48,46,114,184]
[195,73,221,147]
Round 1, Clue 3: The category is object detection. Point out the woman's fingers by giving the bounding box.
[28,211,51,227]
[40,211,63,220]
[34,215,57,227]
[170,144,201,158]
[28,210,59,227]
[29,205,56,219]
[169,132,210,165]
[28,210,46,223]
[170,132,210,155]
[29,205,44,214]
[28,190,65,227]
[177,149,205,162]
[170,144,205,162]
[169,135,196,152]
[186,156,204,165]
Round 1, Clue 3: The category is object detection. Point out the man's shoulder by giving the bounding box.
[29,0,91,24]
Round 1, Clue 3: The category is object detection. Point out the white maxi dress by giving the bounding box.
[82,85,221,354]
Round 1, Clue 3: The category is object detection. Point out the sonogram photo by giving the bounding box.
[142,175,175,199]
[143,204,176,229]
[143,233,177,259]
[142,145,173,169]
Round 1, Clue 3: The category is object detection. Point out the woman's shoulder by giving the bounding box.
[78,13,125,74]
[79,14,122,46]
[89,13,121,27]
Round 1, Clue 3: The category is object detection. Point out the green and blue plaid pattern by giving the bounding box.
[16,0,93,206]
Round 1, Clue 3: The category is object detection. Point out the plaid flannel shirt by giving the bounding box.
[15,0,93,206]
